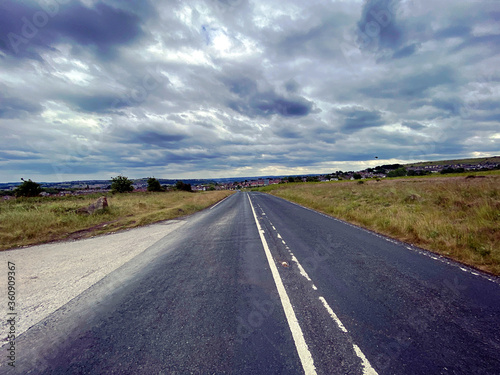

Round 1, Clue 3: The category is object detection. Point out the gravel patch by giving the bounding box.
[0,220,186,342]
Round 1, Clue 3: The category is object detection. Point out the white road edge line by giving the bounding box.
[319,297,378,375]
[210,194,231,210]
[247,194,317,375]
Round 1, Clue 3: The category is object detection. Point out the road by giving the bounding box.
[2,191,500,374]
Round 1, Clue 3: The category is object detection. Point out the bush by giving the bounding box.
[441,167,465,174]
[147,177,163,192]
[176,181,192,192]
[14,179,42,197]
[387,167,407,178]
[111,175,134,193]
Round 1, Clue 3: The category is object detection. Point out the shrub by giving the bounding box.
[176,181,192,192]
[14,179,42,197]
[111,175,134,193]
[147,177,163,192]
[387,167,407,178]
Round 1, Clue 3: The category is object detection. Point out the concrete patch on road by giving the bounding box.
[0,220,185,342]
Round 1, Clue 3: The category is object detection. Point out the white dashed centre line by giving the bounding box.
[248,194,317,375]
[318,297,378,374]
[252,194,378,375]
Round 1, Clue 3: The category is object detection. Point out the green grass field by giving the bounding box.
[258,172,500,275]
[0,190,234,251]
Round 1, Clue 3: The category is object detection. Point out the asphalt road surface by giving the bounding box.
[3,192,500,374]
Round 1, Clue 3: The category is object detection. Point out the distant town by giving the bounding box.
[1,156,499,200]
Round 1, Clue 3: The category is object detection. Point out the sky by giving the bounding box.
[0,0,499,183]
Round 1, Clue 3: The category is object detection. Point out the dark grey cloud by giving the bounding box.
[362,66,456,99]
[226,77,258,97]
[224,77,314,118]
[284,79,300,93]
[451,34,500,55]
[251,95,313,117]
[66,94,130,113]
[336,106,385,133]
[0,150,42,161]
[435,25,472,39]
[402,121,425,130]
[431,98,462,116]
[469,113,500,123]
[0,1,145,60]
[272,124,303,139]
[434,9,500,55]
[2,160,109,176]
[271,11,350,60]
[134,132,187,147]
[110,123,189,148]
[0,93,42,118]
[392,43,419,59]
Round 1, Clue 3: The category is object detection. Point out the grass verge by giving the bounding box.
[0,190,234,251]
[258,173,500,275]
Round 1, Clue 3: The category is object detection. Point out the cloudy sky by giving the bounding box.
[0,0,499,182]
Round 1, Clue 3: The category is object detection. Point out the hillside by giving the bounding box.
[406,156,500,167]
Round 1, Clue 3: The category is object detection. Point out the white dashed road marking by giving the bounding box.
[251,193,379,375]
[248,194,317,375]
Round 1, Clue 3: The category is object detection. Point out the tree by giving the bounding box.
[387,167,407,178]
[175,180,192,192]
[441,167,465,175]
[111,175,134,193]
[353,173,362,180]
[15,179,42,197]
[147,177,163,192]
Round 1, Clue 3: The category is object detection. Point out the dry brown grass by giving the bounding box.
[262,174,500,275]
[0,190,234,251]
